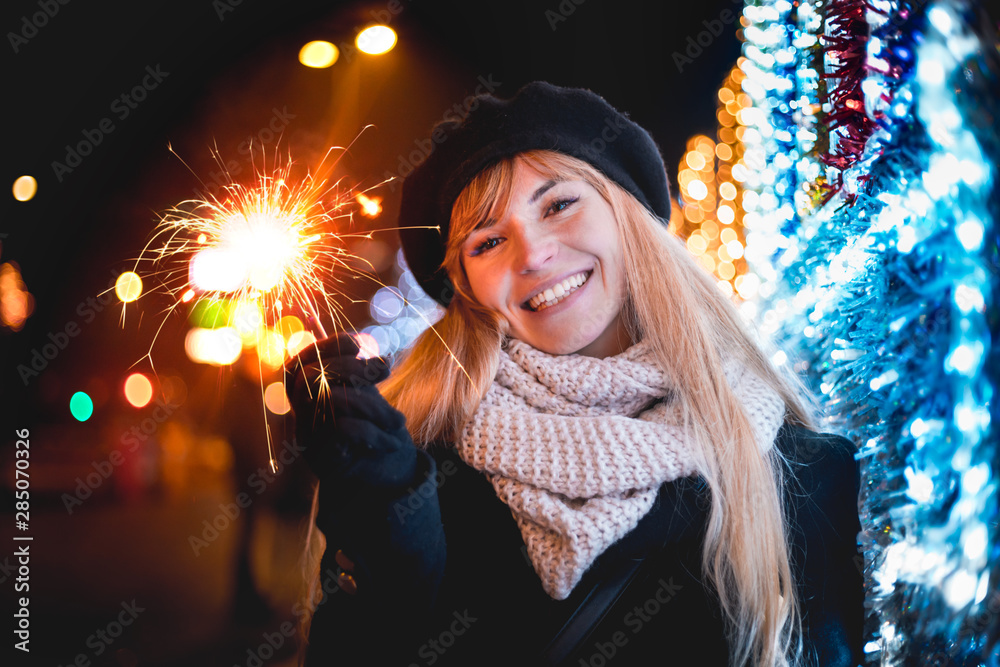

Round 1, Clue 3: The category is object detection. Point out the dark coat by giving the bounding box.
[303,422,865,666]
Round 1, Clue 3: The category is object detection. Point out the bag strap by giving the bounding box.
[540,556,645,664]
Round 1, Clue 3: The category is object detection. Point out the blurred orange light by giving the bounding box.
[264,382,291,415]
[685,152,707,171]
[686,233,708,256]
[687,180,709,201]
[0,262,33,331]
[115,271,143,303]
[258,329,286,368]
[124,373,154,408]
[684,206,705,223]
[185,327,242,365]
[701,220,720,241]
[356,25,396,55]
[286,330,317,357]
[181,289,195,303]
[277,315,304,342]
[299,40,339,68]
[12,175,37,202]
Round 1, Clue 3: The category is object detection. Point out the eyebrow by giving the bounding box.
[529,179,560,204]
[469,179,562,234]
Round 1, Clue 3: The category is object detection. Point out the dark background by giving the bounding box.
[2,0,992,665]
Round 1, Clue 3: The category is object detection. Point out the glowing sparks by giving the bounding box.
[132,144,385,470]
[136,145,381,349]
[128,137,469,472]
[355,193,382,218]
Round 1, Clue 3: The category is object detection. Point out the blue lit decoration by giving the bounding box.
[742,0,999,663]
[362,248,444,357]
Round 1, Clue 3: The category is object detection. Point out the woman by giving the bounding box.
[286,82,865,667]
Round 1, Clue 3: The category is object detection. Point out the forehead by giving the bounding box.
[470,162,572,229]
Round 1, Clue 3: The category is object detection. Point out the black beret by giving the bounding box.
[397,81,672,308]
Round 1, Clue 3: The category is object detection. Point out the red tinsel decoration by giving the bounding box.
[819,0,878,203]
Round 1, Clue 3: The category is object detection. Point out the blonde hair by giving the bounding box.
[380,150,825,666]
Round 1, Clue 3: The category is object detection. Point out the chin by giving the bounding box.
[531,333,601,356]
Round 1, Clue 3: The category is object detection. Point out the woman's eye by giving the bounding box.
[546,197,578,216]
[471,236,502,256]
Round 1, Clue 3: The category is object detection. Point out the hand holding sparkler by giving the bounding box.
[284,333,418,491]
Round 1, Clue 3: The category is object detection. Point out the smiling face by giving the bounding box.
[455,157,633,358]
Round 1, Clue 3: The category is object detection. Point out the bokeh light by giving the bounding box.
[264,382,291,415]
[124,373,154,408]
[231,301,264,343]
[286,330,317,357]
[115,271,143,303]
[299,40,339,68]
[356,25,397,55]
[277,315,304,342]
[185,327,242,365]
[355,331,380,359]
[12,175,37,202]
[257,328,286,368]
[70,392,94,422]
[0,262,33,331]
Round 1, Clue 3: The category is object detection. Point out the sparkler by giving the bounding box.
[128,135,466,473]
[132,139,393,471]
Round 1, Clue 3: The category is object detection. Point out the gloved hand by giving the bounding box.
[284,333,418,491]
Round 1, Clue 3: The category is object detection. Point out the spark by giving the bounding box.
[130,139,374,471]
[126,135,466,470]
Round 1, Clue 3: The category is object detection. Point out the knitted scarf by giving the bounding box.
[455,337,787,600]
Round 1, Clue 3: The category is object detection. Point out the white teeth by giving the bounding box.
[527,271,590,311]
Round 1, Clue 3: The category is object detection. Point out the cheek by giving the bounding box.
[466,265,506,309]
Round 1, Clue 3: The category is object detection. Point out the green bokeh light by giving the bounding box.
[189,298,232,329]
[70,392,93,422]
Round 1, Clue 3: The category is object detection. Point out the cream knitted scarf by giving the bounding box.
[455,337,787,600]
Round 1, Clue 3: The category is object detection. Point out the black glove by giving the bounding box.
[284,333,417,491]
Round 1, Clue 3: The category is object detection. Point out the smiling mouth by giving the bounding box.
[523,270,593,312]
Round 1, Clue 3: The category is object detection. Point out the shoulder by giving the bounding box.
[776,422,860,494]
[775,422,862,547]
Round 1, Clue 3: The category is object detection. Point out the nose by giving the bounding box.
[510,217,557,273]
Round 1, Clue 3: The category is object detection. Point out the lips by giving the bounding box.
[523,270,592,312]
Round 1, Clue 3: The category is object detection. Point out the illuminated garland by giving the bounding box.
[742,0,1000,663]
[674,65,757,301]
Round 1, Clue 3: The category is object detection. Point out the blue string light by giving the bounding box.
[743,0,999,662]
